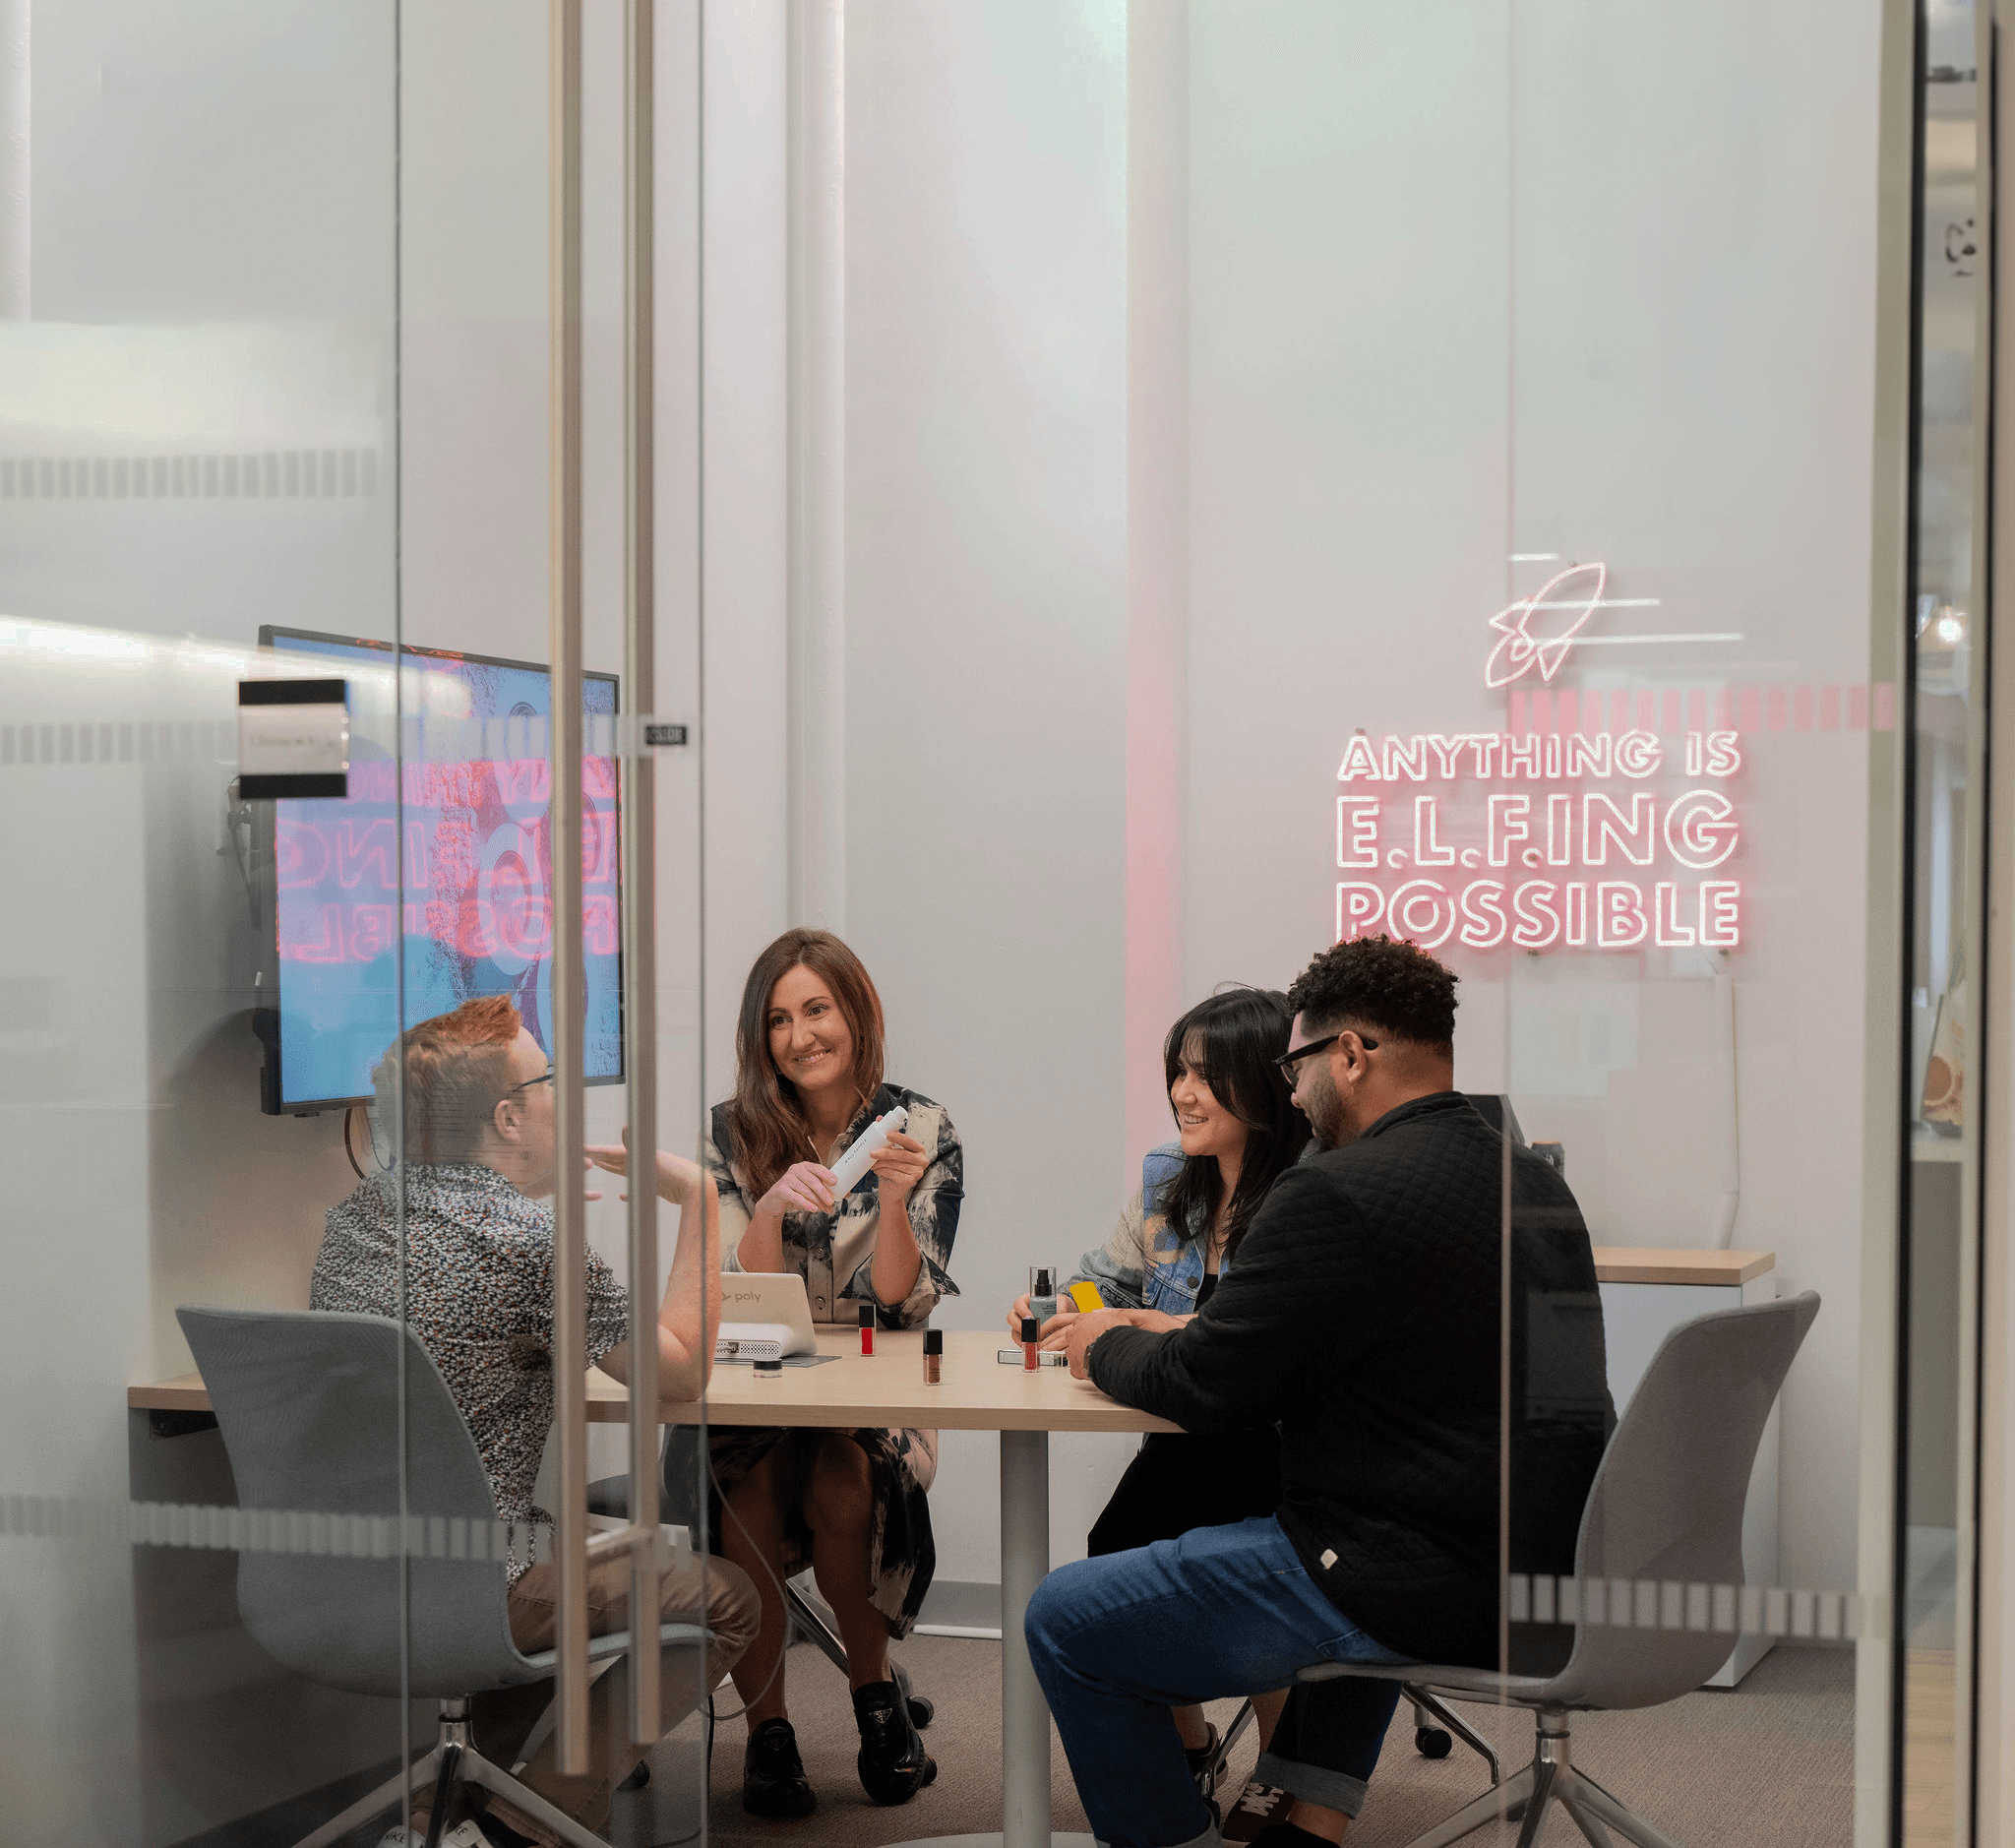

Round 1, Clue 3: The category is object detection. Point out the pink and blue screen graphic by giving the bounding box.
[268,631,621,1108]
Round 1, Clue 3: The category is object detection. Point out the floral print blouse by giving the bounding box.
[704,1082,962,1327]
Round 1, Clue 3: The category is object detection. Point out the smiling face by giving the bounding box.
[765,963,856,1102]
[1168,1029,1252,1167]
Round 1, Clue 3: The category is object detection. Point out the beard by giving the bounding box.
[1301,1061,1357,1151]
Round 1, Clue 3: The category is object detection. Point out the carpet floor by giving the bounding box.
[603,1634,1854,1848]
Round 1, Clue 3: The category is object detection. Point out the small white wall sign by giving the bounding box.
[238,679,349,799]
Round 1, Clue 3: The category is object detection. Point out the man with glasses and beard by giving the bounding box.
[1029,936,1612,1848]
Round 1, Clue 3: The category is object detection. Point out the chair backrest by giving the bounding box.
[1463,1093,1527,1144]
[1536,1290,1819,1709]
[178,1305,537,1700]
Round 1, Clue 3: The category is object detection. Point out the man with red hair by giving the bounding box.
[313,995,758,1848]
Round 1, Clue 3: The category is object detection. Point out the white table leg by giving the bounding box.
[886,1426,1091,1848]
[1001,1427,1052,1848]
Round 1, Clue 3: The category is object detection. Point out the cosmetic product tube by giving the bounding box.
[860,1302,876,1356]
[924,1328,943,1385]
[1021,1316,1040,1371]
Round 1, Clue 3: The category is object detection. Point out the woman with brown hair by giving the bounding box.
[697,927,961,1818]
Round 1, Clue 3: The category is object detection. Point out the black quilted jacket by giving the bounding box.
[1086,1090,1613,1667]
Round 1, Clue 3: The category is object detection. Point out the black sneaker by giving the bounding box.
[1222,1782,1293,1843]
[743,1716,817,1817]
[851,1680,938,1805]
[1246,1823,1338,1848]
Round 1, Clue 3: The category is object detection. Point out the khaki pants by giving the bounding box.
[469,1544,760,1841]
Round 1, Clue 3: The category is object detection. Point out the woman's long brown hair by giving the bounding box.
[725,928,887,1201]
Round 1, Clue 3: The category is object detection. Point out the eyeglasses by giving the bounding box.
[1274,1031,1378,1087]
[506,1069,555,1095]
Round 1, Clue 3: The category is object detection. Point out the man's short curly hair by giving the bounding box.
[1285,935,1459,1053]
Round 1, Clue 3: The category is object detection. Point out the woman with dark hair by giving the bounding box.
[698,928,961,1818]
[1006,985,1310,1802]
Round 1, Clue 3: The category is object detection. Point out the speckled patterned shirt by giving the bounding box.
[309,1162,628,1578]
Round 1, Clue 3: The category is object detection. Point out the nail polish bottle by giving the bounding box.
[860,1302,876,1356]
[924,1328,943,1384]
[1021,1316,1040,1372]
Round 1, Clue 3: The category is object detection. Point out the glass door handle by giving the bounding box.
[553,0,668,1771]
[611,0,664,1755]
[548,0,590,1780]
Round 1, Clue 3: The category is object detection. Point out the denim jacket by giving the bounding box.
[1068,1140,1217,1317]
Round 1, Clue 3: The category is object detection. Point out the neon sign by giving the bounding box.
[1335,724,1744,953]
[1485,561,1610,689]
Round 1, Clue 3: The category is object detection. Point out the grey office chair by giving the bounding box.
[179,1306,715,1848]
[1297,1290,1819,1848]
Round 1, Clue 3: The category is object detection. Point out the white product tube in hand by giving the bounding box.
[825,1105,909,1200]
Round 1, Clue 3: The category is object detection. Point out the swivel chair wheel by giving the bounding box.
[1415,1725,1452,1759]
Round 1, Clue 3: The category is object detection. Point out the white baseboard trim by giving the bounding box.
[913,1578,1003,1639]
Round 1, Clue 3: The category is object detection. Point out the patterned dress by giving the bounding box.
[308,1162,630,1581]
[688,1081,962,1638]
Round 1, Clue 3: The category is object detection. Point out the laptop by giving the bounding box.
[715,1271,821,1362]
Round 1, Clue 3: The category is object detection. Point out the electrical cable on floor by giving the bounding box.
[635,1451,789,1845]
[695,1447,794,1723]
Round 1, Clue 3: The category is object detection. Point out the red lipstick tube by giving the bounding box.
[1021,1316,1040,1371]
[860,1302,876,1356]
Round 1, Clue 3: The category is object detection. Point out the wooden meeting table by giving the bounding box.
[133,1324,1175,1848]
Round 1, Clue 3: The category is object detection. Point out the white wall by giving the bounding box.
[842,0,1134,1581]
[698,0,793,1100]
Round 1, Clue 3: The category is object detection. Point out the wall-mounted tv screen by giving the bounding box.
[255,626,621,1114]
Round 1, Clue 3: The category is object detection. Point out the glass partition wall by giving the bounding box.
[0,2,1997,1846]
[0,4,712,1844]
[1159,5,1888,1838]
[1496,1,1893,1843]
[0,6,415,1843]
[826,1,1971,1843]
[1898,4,1991,1845]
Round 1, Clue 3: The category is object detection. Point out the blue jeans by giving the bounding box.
[1025,1515,1412,1848]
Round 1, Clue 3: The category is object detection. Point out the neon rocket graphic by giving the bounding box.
[1483,561,1608,689]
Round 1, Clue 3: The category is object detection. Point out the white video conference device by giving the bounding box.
[825,1104,909,1198]
[715,1323,791,1363]
[715,1272,820,1359]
